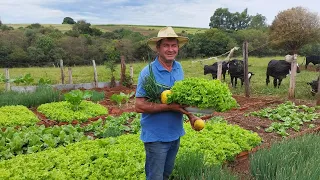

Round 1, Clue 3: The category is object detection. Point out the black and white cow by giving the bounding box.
[307,77,319,96]
[204,61,228,80]
[266,60,301,88]
[305,55,320,69]
[228,59,254,88]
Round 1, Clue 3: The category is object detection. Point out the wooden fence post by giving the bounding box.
[5,68,10,91]
[217,61,222,80]
[120,56,126,85]
[288,54,297,99]
[68,67,73,84]
[243,41,250,97]
[92,60,98,87]
[130,64,134,84]
[60,59,65,84]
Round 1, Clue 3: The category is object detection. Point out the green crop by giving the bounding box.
[167,78,238,111]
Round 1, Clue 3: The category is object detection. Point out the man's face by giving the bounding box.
[157,38,179,62]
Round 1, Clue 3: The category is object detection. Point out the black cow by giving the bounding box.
[307,77,319,96]
[305,55,320,69]
[227,59,254,88]
[266,60,301,88]
[204,61,228,80]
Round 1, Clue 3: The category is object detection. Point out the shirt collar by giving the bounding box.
[154,56,179,72]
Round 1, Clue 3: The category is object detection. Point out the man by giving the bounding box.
[135,27,199,180]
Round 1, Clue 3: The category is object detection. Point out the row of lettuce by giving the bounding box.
[0,119,262,179]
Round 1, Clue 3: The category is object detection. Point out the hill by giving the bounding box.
[5,24,208,35]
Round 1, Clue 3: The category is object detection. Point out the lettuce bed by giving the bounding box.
[37,100,108,122]
[0,105,39,127]
[0,120,261,179]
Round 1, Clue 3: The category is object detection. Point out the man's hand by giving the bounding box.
[186,113,200,130]
[167,103,190,114]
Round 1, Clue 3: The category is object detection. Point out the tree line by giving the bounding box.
[0,8,319,68]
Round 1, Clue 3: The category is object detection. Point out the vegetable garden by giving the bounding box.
[0,79,319,179]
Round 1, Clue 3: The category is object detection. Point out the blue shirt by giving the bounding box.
[135,57,185,143]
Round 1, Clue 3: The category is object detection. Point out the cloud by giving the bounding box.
[0,0,319,28]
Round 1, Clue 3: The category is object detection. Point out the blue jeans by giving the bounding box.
[144,138,180,180]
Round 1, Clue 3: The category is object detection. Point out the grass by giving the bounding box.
[1,56,318,100]
[5,24,73,33]
[5,24,207,35]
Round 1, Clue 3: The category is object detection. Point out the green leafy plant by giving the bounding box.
[141,64,170,103]
[0,105,39,127]
[0,73,5,82]
[64,89,93,111]
[249,101,320,137]
[37,101,107,122]
[167,78,238,111]
[122,74,133,88]
[105,60,117,88]
[38,77,52,85]
[11,73,34,85]
[90,90,105,102]
[110,91,135,107]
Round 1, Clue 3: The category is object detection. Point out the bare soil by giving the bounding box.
[32,85,320,179]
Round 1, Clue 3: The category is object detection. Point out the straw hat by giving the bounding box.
[147,26,189,52]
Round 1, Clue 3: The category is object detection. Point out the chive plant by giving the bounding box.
[0,85,62,107]
[172,150,238,180]
[250,133,320,180]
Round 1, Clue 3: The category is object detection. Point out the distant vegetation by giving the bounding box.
[0,7,319,68]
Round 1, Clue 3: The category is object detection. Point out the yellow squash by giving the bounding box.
[194,119,205,131]
[160,90,172,104]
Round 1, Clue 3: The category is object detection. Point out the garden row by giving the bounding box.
[1,78,320,179]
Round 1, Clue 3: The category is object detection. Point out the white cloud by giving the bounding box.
[0,0,319,27]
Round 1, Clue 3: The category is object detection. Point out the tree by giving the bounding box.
[269,7,320,54]
[209,8,233,30]
[62,17,76,24]
[72,20,92,34]
[209,8,253,30]
[209,8,268,31]
[249,14,268,29]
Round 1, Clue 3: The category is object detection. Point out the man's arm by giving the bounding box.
[135,97,190,114]
[135,97,200,129]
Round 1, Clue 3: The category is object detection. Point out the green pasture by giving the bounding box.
[0,56,318,100]
[5,24,73,33]
[5,24,207,35]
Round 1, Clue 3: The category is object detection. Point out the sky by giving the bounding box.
[0,0,319,28]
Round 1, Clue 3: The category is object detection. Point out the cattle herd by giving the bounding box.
[203,55,320,95]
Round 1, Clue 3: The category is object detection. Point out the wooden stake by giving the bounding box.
[120,56,126,85]
[92,60,98,87]
[60,59,64,84]
[243,41,250,97]
[288,54,297,99]
[217,61,222,80]
[5,68,10,91]
[130,64,134,83]
[68,67,73,84]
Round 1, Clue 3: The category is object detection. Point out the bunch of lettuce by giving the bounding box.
[167,78,238,112]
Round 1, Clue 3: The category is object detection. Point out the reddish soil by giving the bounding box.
[31,85,320,179]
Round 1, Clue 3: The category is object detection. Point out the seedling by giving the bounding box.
[64,89,93,111]
[110,91,135,107]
